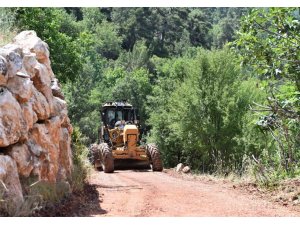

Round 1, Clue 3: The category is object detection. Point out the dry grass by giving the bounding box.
[164,166,300,211]
[0,32,16,47]
[0,191,42,216]
[0,178,74,216]
[69,163,92,192]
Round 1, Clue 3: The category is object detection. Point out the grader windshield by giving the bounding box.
[101,101,138,129]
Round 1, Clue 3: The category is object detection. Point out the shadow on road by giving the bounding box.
[97,184,143,190]
[34,183,107,217]
[132,169,151,172]
[95,167,151,173]
[114,159,151,171]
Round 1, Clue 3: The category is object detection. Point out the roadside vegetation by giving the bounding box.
[1,7,300,189]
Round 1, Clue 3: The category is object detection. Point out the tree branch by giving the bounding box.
[253,20,300,46]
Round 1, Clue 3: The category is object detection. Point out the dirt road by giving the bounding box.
[86,169,300,217]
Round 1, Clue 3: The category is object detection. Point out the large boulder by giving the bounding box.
[58,128,73,180]
[21,101,38,131]
[32,62,51,92]
[7,143,34,177]
[51,78,64,100]
[7,74,33,104]
[45,117,63,182]
[22,53,38,78]
[30,86,50,121]
[0,87,27,147]
[182,166,191,173]
[52,97,73,134]
[12,30,55,80]
[52,96,67,117]
[176,163,184,173]
[27,123,52,180]
[0,44,23,78]
[33,62,54,115]
[0,55,8,86]
[27,117,61,182]
[0,155,24,213]
[13,31,49,64]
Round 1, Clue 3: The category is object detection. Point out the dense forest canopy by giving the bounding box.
[1,7,300,184]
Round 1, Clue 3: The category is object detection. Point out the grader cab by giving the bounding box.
[91,101,163,173]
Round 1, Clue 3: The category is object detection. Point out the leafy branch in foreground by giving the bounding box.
[234,8,300,178]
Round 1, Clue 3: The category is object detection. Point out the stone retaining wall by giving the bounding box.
[0,31,73,211]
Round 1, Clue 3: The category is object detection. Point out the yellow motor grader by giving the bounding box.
[91,101,163,173]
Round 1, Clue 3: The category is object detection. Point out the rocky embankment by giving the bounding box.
[0,31,73,214]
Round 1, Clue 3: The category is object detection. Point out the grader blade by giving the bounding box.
[114,159,151,170]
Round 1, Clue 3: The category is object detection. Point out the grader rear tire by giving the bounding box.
[146,144,163,171]
[99,143,114,173]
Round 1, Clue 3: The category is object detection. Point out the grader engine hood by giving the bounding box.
[123,124,139,144]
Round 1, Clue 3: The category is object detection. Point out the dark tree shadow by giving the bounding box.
[114,159,151,171]
[33,183,107,217]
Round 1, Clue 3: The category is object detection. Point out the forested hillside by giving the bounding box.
[1,7,300,185]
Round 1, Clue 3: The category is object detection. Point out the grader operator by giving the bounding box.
[91,101,163,173]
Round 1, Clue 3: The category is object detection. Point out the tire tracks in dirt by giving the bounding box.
[88,169,300,217]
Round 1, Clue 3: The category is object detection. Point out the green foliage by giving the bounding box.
[110,8,245,56]
[210,18,235,48]
[80,8,106,31]
[0,8,17,46]
[70,126,91,192]
[12,7,300,185]
[11,7,246,145]
[187,9,212,48]
[111,68,152,124]
[233,7,300,181]
[111,8,159,52]
[94,21,123,59]
[116,40,150,71]
[148,48,255,172]
[62,59,103,144]
[14,8,83,83]
[235,8,300,83]
[210,8,248,49]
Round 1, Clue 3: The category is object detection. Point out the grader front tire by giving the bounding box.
[146,144,163,171]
